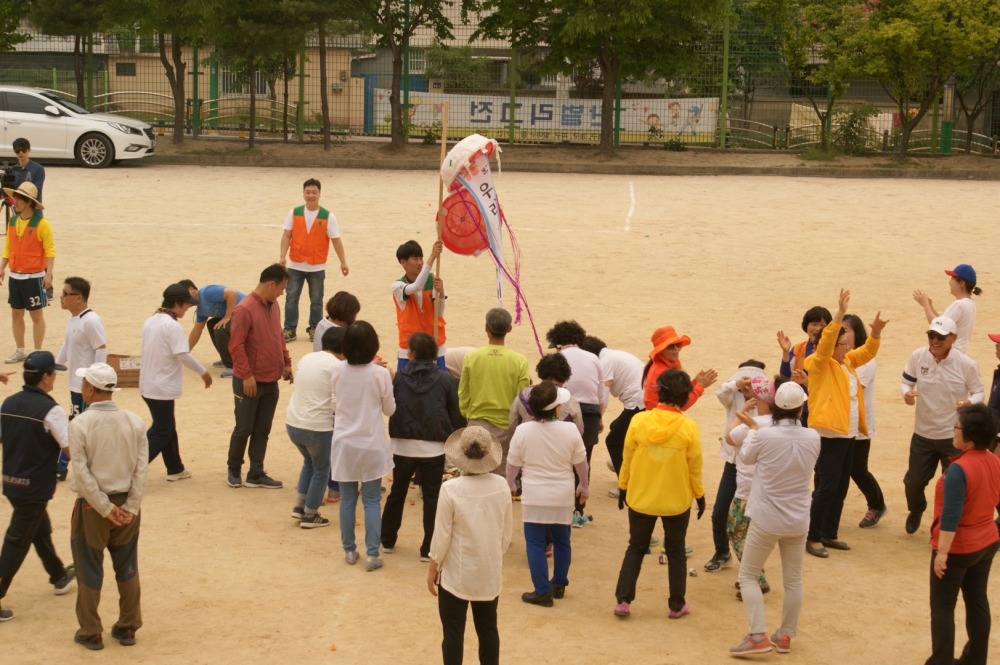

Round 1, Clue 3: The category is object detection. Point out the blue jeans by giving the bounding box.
[524,522,571,596]
[58,392,87,473]
[284,268,325,333]
[712,462,738,557]
[286,425,331,512]
[339,479,382,557]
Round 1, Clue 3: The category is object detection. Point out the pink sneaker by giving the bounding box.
[729,633,772,655]
[668,604,691,619]
[614,601,630,617]
[770,633,790,653]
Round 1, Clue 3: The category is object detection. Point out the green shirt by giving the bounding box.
[458,344,530,429]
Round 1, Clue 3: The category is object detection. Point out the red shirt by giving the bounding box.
[228,292,291,382]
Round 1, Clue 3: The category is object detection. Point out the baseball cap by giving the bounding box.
[23,351,66,373]
[945,264,977,285]
[928,316,958,337]
[75,363,120,392]
[543,387,573,411]
[163,283,199,305]
[774,382,806,410]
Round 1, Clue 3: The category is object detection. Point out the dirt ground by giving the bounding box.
[1,163,999,664]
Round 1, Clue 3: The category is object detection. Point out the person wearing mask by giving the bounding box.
[227,264,293,490]
[427,426,512,665]
[182,280,245,379]
[613,369,705,620]
[726,382,821,656]
[902,316,985,535]
[139,284,212,481]
[312,291,360,353]
[0,351,75,622]
[926,404,1000,665]
[11,139,45,200]
[67,363,147,650]
[382,332,461,561]
[914,264,980,354]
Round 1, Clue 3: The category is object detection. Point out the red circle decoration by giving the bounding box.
[439,190,488,255]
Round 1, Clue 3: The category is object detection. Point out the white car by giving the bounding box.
[0,86,154,168]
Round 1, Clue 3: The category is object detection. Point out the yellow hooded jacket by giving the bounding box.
[619,406,704,517]
[803,321,880,437]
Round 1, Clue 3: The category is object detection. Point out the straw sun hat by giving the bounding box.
[444,426,503,474]
[2,182,43,210]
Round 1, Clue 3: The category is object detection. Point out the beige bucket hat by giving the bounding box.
[444,426,503,474]
[3,182,43,210]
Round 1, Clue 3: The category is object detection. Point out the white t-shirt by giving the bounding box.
[559,346,605,407]
[599,347,644,411]
[856,359,876,440]
[942,298,976,354]
[728,414,771,500]
[139,313,203,401]
[903,347,983,440]
[285,351,339,432]
[507,420,587,525]
[283,207,340,273]
[329,362,396,482]
[56,309,106,393]
[312,319,339,353]
[390,438,445,458]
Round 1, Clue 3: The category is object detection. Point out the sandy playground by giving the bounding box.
[1,163,999,664]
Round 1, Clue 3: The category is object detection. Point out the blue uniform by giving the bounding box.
[195,285,245,323]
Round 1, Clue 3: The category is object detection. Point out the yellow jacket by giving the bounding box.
[619,406,704,517]
[803,321,880,437]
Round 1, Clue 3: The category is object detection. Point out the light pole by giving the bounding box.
[940,75,955,154]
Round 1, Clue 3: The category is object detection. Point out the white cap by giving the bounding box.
[75,363,121,392]
[544,387,573,411]
[928,316,958,337]
[774,382,806,410]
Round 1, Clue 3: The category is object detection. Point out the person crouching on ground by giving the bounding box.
[613,368,705,620]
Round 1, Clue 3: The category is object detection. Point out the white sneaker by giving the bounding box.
[608,488,620,499]
[606,458,616,473]
[4,349,26,364]
[166,469,193,482]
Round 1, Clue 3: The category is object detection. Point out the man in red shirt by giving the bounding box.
[226,265,293,489]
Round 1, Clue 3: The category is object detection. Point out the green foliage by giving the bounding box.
[831,104,878,156]
[0,0,30,52]
[664,138,686,151]
[424,43,488,89]
[423,119,442,144]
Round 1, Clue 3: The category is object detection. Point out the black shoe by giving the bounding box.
[521,591,554,607]
[906,511,923,534]
[245,473,282,489]
[227,469,243,488]
[704,551,732,572]
[75,633,104,650]
[552,585,566,599]
[306,326,316,341]
[0,605,12,622]
[54,565,76,595]
[300,513,330,529]
[111,624,136,646]
[860,506,888,529]
[56,469,67,482]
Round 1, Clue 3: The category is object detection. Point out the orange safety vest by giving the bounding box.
[289,205,331,265]
[8,212,46,274]
[394,273,446,348]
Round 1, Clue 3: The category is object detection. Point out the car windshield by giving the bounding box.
[38,91,89,114]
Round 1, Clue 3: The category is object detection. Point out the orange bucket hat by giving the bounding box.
[649,325,691,360]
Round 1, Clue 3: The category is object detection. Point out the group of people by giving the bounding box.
[0,165,998,665]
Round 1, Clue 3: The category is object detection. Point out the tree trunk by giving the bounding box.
[898,121,914,156]
[319,23,330,150]
[598,55,618,154]
[964,109,983,154]
[159,34,186,145]
[73,36,85,106]
[267,76,277,132]
[389,47,404,149]
[282,56,289,142]
[248,52,256,149]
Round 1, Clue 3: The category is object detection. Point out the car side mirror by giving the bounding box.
[43,105,60,117]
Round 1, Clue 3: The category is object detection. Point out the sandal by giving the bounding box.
[806,541,828,558]
[822,539,851,551]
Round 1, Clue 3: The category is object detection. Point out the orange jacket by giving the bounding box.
[289,206,331,265]
[394,273,446,348]
[643,357,704,411]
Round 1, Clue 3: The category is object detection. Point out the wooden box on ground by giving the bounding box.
[106,354,141,388]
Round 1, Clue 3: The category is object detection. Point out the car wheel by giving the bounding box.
[75,133,114,168]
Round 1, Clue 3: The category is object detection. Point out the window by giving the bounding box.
[116,62,137,77]
[6,92,52,115]
[220,68,269,95]
[409,49,424,74]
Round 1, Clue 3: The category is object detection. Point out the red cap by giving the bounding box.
[989,334,1000,344]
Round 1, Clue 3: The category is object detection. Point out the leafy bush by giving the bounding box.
[665,138,686,151]
[831,104,879,156]
[424,44,488,89]
[423,120,442,145]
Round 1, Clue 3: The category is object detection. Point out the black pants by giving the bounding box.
[0,498,67,600]
[575,406,601,513]
[227,378,279,479]
[928,541,999,665]
[808,437,854,543]
[906,433,960,515]
[143,397,185,475]
[206,318,233,369]
[851,438,886,511]
[712,462,738,556]
[615,508,690,611]
[606,407,642,475]
[381,454,445,557]
[438,584,499,665]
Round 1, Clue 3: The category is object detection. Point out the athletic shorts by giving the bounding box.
[8,276,46,310]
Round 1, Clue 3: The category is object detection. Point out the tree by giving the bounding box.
[424,42,488,89]
[30,0,104,105]
[954,46,1000,153]
[0,1,30,52]
[476,0,727,153]
[728,4,787,123]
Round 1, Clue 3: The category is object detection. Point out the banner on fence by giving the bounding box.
[373,89,719,143]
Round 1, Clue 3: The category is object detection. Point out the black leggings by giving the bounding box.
[438,585,499,665]
[851,438,886,511]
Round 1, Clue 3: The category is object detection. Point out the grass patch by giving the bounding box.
[873,161,905,168]
[799,148,837,162]
[180,147,263,157]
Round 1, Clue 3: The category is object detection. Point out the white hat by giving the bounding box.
[774,382,806,410]
[544,387,572,411]
[928,316,958,337]
[75,363,121,392]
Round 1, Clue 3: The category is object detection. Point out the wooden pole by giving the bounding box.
[433,101,449,341]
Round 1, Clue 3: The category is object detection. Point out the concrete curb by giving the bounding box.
[147,154,1000,181]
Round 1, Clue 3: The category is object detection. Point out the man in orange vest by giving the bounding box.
[0,182,55,365]
[392,239,446,371]
[278,178,348,343]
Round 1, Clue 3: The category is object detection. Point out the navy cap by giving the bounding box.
[24,351,67,373]
[945,264,977,285]
[163,283,199,305]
